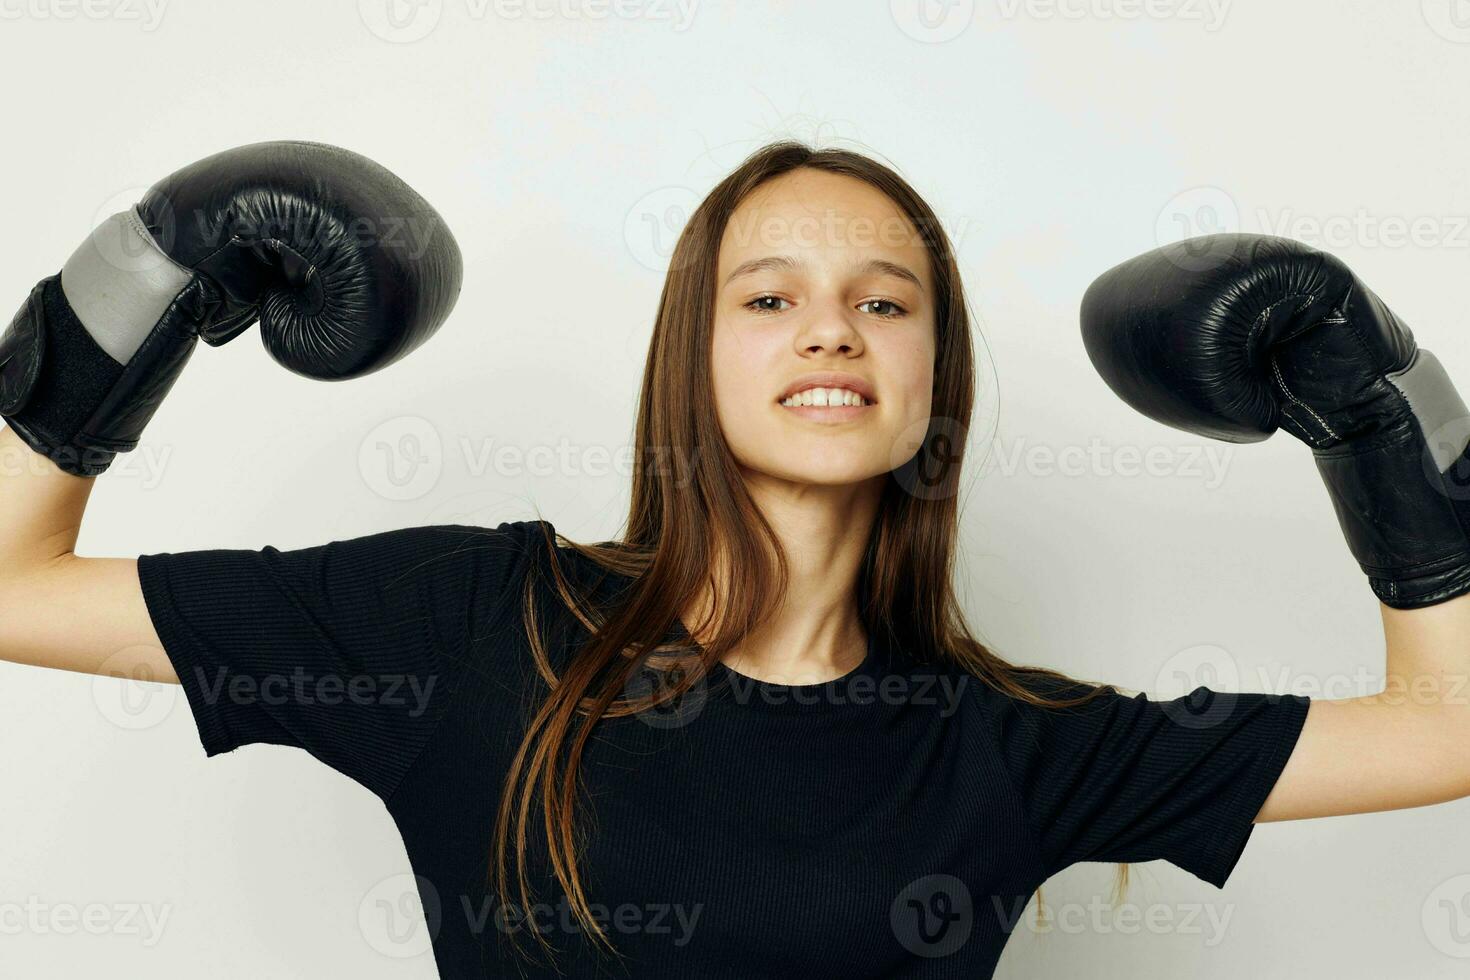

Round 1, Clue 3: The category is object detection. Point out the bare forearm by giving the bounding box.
[0,425,95,571]
[1380,592,1470,703]
[0,424,173,679]
[1256,593,1470,823]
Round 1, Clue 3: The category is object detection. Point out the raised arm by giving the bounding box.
[0,140,463,682]
[1257,594,1470,822]
[1081,232,1470,821]
[0,426,167,680]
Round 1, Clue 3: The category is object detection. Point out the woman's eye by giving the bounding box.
[743,295,908,317]
[745,295,790,314]
[859,298,907,318]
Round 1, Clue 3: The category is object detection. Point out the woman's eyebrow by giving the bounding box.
[723,255,925,291]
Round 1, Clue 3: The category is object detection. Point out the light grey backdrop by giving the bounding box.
[1,1,1468,976]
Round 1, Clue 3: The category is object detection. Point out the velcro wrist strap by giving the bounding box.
[1,275,126,446]
[0,280,46,415]
[1314,347,1470,608]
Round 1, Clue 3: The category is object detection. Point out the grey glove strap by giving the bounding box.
[60,207,192,366]
[1386,347,1470,476]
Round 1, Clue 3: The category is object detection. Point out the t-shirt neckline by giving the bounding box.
[673,619,888,712]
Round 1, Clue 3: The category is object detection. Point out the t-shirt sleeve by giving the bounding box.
[996,675,1311,888]
[136,519,546,802]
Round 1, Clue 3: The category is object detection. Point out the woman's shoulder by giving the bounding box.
[443,518,642,635]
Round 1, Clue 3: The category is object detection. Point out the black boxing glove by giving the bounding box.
[1080,232,1470,610]
[0,140,463,476]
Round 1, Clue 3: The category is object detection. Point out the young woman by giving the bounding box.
[3,139,1469,979]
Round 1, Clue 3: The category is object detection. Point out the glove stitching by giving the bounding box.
[261,237,321,285]
[1269,354,1340,444]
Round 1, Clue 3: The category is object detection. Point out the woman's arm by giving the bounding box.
[1257,595,1470,822]
[0,425,175,681]
[0,141,461,684]
[1081,233,1470,824]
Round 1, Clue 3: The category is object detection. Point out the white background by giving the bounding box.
[3,0,1470,976]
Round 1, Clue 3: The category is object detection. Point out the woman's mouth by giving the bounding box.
[777,386,876,421]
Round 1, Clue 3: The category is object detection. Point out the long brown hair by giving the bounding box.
[490,139,1126,967]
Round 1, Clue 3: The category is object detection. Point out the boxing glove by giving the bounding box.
[1080,232,1470,609]
[0,140,463,476]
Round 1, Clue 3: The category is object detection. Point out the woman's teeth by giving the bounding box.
[781,387,870,408]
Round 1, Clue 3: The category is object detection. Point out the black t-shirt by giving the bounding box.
[136,519,1311,978]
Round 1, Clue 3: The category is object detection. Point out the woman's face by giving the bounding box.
[710,168,937,488]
